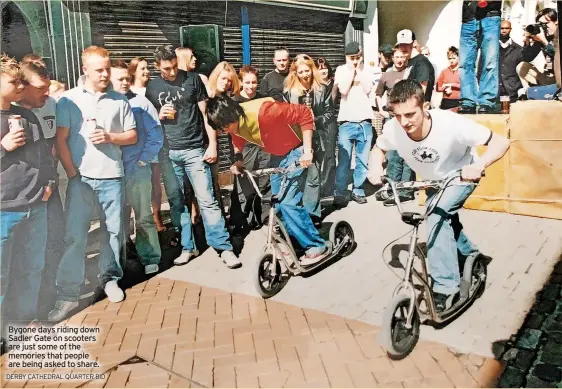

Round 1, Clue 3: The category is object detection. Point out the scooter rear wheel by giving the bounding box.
[253,253,289,299]
[381,294,420,360]
[329,221,356,257]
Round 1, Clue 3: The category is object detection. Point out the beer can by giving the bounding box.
[8,115,23,133]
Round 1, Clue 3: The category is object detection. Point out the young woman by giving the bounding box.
[284,54,334,220]
[230,66,269,231]
[175,47,210,89]
[208,61,241,98]
[129,57,151,96]
[436,46,461,111]
[315,57,338,197]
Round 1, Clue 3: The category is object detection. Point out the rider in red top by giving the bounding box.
[206,96,330,265]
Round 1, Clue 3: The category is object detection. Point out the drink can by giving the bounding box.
[8,115,23,133]
[85,118,97,133]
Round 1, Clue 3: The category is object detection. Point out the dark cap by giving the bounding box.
[379,44,394,56]
[345,42,362,56]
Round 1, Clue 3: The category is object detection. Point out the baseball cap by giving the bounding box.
[396,29,416,45]
[379,44,394,56]
[345,42,361,56]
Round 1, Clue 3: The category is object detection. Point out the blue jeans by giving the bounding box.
[335,121,373,197]
[386,150,416,197]
[159,148,184,231]
[1,202,47,322]
[459,16,501,108]
[527,84,559,100]
[270,147,326,256]
[125,165,161,266]
[168,148,232,253]
[426,180,478,295]
[56,176,124,301]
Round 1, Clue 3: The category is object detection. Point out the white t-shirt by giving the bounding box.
[130,86,146,96]
[334,64,375,122]
[31,96,57,140]
[376,109,492,180]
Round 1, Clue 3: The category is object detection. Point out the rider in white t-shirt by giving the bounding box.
[370,79,510,312]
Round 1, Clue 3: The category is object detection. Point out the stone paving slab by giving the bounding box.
[1,278,504,388]
[161,200,562,358]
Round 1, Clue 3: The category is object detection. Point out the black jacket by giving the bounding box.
[499,40,524,102]
[1,105,56,211]
[462,0,502,22]
[284,83,335,152]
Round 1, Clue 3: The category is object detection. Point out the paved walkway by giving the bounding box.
[2,278,503,388]
[162,200,562,358]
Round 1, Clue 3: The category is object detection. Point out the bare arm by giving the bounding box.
[198,100,218,163]
[107,130,137,145]
[462,133,510,180]
[55,126,78,178]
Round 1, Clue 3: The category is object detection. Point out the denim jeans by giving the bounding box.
[303,152,322,218]
[56,176,124,301]
[425,180,478,295]
[335,121,373,197]
[168,148,232,253]
[1,203,47,323]
[527,84,559,100]
[459,16,501,108]
[159,148,184,231]
[270,147,326,256]
[386,150,416,197]
[125,165,161,266]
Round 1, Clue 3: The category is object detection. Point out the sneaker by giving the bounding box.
[300,243,333,266]
[350,193,367,204]
[221,251,242,269]
[433,291,459,313]
[333,195,349,208]
[104,280,124,303]
[47,300,79,322]
[383,195,415,207]
[174,250,199,266]
[144,264,159,275]
[458,105,476,114]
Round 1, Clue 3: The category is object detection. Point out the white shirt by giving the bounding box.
[334,64,375,122]
[376,109,492,180]
[130,86,146,96]
[31,96,57,140]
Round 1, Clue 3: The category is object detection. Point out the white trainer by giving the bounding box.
[221,251,242,269]
[144,264,159,275]
[174,250,199,266]
[104,280,124,303]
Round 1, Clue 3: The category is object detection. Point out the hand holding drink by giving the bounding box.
[1,115,26,151]
[161,102,176,120]
[86,118,110,145]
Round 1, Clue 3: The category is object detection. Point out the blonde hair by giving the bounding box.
[284,54,323,94]
[175,47,195,71]
[1,53,20,76]
[82,46,110,64]
[208,61,240,98]
[50,80,66,93]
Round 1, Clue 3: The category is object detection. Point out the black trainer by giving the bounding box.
[350,193,367,204]
[458,105,477,114]
[433,291,460,313]
[383,195,415,207]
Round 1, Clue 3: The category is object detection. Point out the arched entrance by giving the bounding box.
[1,1,33,60]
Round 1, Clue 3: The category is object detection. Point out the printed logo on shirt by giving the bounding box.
[158,88,185,107]
[44,115,55,130]
[412,146,440,164]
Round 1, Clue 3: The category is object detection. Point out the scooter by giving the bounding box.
[244,164,356,298]
[377,173,487,359]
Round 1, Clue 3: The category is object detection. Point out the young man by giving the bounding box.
[499,20,524,103]
[18,57,65,319]
[259,47,290,102]
[110,60,164,275]
[458,1,501,113]
[145,45,239,269]
[396,30,435,104]
[206,96,330,266]
[49,46,138,321]
[374,46,416,206]
[378,44,394,72]
[370,80,510,312]
[333,42,376,205]
[1,54,56,327]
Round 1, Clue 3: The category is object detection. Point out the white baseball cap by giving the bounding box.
[396,29,416,45]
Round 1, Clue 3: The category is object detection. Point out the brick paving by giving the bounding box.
[1,277,505,388]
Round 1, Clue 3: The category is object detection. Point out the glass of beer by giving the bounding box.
[165,102,176,120]
[500,96,510,114]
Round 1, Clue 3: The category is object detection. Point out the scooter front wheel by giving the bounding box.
[253,253,289,299]
[381,294,420,360]
[329,221,356,257]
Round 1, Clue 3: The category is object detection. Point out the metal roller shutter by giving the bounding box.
[89,1,243,172]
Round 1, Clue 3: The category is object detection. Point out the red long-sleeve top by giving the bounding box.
[436,67,461,100]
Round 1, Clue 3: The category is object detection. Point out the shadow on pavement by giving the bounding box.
[492,254,562,388]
